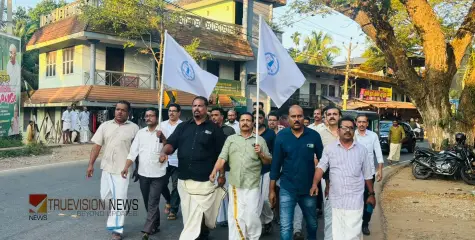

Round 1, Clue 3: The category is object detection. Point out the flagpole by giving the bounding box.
[256,15,262,145]
[158,30,168,129]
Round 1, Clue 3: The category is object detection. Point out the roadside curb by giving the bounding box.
[0,144,64,152]
[370,160,411,240]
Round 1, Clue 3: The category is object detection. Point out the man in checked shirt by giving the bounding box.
[311,116,376,240]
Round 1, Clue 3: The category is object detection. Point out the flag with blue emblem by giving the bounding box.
[257,17,306,108]
[162,32,218,98]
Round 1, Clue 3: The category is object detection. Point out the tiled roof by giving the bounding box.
[27,15,254,58]
[27,85,234,108]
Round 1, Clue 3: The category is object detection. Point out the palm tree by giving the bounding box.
[359,43,386,73]
[295,31,340,66]
[289,31,301,59]
[13,19,39,89]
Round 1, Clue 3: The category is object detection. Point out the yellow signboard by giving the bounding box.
[163,90,177,108]
[378,87,392,100]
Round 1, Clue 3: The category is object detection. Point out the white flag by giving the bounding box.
[258,18,306,108]
[162,32,218,98]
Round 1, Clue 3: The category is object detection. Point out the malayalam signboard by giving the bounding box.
[378,87,392,99]
[0,33,21,137]
[359,88,391,102]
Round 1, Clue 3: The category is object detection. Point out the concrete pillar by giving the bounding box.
[88,39,100,85]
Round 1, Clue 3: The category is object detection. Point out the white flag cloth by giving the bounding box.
[258,19,306,108]
[162,32,218,98]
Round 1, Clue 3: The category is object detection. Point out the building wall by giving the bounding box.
[38,43,153,89]
[300,77,340,97]
[189,0,236,24]
[39,45,86,89]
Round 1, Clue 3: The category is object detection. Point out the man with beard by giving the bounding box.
[121,108,168,240]
[86,100,139,240]
[387,120,405,164]
[270,105,324,240]
[210,107,235,227]
[355,114,384,236]
[225,109,240,134]
[160,96,226,240]
[253,110,275,234]
[317,106,341,240]
[160,103,183,221]
[210,112,271,240]
[311,117,375,239]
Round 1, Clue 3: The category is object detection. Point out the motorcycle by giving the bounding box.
[411,133,475,185]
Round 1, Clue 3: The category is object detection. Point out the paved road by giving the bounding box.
[0,142,425,240]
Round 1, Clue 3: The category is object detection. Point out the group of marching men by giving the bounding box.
[85,96,384,240]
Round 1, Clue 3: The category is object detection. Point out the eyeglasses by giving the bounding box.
[169,110,179,113]
[340,126,355,132]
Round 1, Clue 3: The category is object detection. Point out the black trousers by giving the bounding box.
[317,181,323,210]
[363,175,376,228]
[161,166,181,214]
[139,174,168,234]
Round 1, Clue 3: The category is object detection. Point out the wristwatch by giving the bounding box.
[368,192,375,196]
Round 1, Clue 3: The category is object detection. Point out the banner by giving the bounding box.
[359,88,390,102]
[378,87,392,100]
[0,33,21,137]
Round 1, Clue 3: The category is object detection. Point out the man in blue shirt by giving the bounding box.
[253,110,276,234]
[270,105,324,240]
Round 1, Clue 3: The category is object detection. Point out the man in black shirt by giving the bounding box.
[160,96,226,240]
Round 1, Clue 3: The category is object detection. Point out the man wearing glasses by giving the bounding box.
[311,116,375,239]
[160,104,183,221]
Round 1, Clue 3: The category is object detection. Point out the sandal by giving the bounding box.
[167,212,177,220]
[164,203,171,214]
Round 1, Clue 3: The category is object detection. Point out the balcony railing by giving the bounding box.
[163,11,242,35]
[288,94,319,108]
[40,0,242,36]
[84,70,152,89]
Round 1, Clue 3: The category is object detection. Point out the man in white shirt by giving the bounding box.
[70,104,80,143]
[62,106,72,144]
[308,108,324,132]
[225,109,240,134]
[355,114,384,236]
[86,100,139,240]
[121,108,168,240]
[7,44,20,93]
[79,106,91,143]
[160,103,183,221]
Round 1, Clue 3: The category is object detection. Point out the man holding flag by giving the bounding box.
[158,31,224,240]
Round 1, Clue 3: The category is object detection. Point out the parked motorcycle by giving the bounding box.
[411,133,475,185]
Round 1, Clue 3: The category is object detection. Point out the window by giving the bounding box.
[234,62,241,81]
[310,83,317,95]
[207,60,220,77]
[321,84,328,96]
[63,47,74,75]
[329,85,336,97]
[46,51,56,77]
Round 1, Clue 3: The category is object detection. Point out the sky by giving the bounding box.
[14,0,367,62]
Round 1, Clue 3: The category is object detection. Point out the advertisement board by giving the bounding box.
[359,88,391,102]
[378,87,393,99]
[0,33,21,137]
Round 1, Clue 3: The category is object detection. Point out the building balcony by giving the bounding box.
[84,70,152,89]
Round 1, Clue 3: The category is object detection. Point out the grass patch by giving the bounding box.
[0,143,51,159]
[0,135,24,149]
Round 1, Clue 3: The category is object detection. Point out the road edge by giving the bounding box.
[369,160,412,240]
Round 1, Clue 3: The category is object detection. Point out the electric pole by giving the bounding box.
[342,38,356,110]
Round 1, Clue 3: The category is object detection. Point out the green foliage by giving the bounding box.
[449,89,461,99]
[292,31,340,66]
[0,135,23,149]
[0,142,51,159]
[27,0,67,25]
[359,42,386,73]
[184,38,211,61]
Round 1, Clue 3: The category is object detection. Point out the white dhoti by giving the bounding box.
[388,143,402,161]
[178,179,226,240]
[100,171,129,234]
[216,171,229,223]
[62,122,71,132]
[258,172,274,225]
[322,180,333,240]
[80,125,91,143]
[332,208,364,240]
[229,185,262,240]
